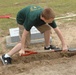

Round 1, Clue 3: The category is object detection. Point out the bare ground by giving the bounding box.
[0,18,76,75]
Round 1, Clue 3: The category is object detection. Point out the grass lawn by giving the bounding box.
[0,0,76,36]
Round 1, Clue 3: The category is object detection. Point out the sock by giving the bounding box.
[4,54,10,58]
[45,46,50,48]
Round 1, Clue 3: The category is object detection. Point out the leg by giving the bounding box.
[0,25,22,65]
[44,29,51,47]
[36,24,51,47]
[0,25,31,65]
[7,43,21,56]
[7,25,23,56]
[0,42,22,65]
[35,24,56,50]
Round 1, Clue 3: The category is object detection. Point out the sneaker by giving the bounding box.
[44,45,58,50]
[0,54,12,65]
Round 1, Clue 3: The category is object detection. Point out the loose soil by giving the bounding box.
[0,18,76,75]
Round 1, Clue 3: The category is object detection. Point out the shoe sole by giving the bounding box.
[0,56,6,65]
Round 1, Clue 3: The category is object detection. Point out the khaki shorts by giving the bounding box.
[35,24,51,33]
[18,24,51,46]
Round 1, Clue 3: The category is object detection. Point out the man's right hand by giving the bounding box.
[19,49,25,56]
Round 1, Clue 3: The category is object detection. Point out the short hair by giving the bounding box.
[41,8,55,20]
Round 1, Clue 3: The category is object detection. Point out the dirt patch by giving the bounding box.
[0,18,76,75]
[0,54,76,75]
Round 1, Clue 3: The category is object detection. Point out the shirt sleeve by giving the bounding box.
[48,20,57,28]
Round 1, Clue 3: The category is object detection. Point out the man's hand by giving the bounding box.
[19,29,29,56]
[19,49,25,56]
[62,45,68,51]
[54,27,68,51]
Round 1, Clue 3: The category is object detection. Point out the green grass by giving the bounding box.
[0,0,76,36]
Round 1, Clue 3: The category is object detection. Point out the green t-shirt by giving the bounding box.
[16,5,57,31]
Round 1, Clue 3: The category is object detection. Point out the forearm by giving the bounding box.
[21,29,29,50]
[54,27,66,45]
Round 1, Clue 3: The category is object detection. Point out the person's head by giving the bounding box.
[40,7,55,23]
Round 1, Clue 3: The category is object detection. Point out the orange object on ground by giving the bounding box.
[21,51,38,56]
[0,15,15,20]
[0,15,10,18]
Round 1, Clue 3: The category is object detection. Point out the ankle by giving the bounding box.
[45,46,50,48]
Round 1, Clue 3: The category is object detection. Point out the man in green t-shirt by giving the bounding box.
[0,5,68,65]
